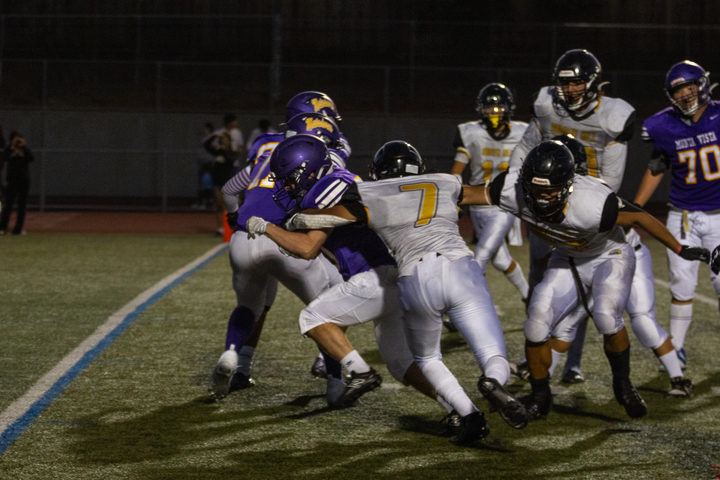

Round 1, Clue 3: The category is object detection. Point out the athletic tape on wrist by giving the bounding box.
[292,213,354,230]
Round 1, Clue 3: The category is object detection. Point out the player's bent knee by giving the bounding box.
[524,318,551,343]
[630,314,666,349]
[298,308,328,336]
[592,313,624,336]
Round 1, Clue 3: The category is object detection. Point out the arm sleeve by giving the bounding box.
[647,149,671,174]
[488,171,508,206]
[221,165,253,212]
[509,118,542,168]
[599,192,619,233]
[599,141,627,192]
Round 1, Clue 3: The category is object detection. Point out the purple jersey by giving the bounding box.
[247,132,285,165]
[300,169,395,280]
[643,101,720,210]
[236,133,286,231]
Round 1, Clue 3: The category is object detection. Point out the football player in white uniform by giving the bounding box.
[451,83,529,301]
[284,141,530,445]
[471,140,709,419]
[549,135,693,397]
[508,49,636,384]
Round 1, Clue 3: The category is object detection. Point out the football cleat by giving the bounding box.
[667,377,694,398]
[229,372,256,391]
[311,354,328,379]
[208,349,238,400]
[335,369,382,408]
[658,348,687,372]
[477,376,529,429]
[452,411,490,446]
[510,361,531,381]
[440,410,462,438]
[612,377,648,419]
[520,390,552,420]
[326,374,347,408]
[561,369,586,384]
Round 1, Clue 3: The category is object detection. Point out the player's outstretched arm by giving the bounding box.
[459,184,493,206]
[616,209,710,262]
[633,169,664,207]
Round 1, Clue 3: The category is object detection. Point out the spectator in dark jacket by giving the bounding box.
[204,131,237,235]
[0,131,33,235]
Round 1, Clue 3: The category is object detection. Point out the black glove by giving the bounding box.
[678,245,710,263]
[711,245,720,275]
[226,211,239,229]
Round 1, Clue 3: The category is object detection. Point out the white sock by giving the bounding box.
[237,346,255,377]
[483,355,510,386]
[437,394,454,414]
[421,360,478,417]
[340,350,371,374]
[658,350,683,379]
[548,349,566,377]
[670,303,693,351]
[506,265,530,300]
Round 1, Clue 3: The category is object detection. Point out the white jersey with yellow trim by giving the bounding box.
[509,86,635,192]
[496,167,627,258]
[356,173,472,277]
[455,120,528,186]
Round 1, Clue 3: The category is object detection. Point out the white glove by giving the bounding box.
[246,216,269,239]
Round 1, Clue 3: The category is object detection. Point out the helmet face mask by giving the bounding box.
[270,134,334,212]
[520,140,575,222]
[665,61,711,117]
[476,83,515,138]
[369,141,425,180]
[552,49,602,116]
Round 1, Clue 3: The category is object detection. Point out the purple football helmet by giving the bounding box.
[665,61,711,117]
[285,112,341,149]
[270,134,334,211]
[285,91,341,123]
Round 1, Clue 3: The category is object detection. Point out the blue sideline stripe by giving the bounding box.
[0,244,228,455]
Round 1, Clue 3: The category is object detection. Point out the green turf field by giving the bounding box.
[1,233,719,479]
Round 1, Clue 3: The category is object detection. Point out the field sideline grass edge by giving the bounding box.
[0,242,229,455]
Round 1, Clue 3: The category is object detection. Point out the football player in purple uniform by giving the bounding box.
[248,134,446,410]
[634,61,720,371]
[208,107,348,400]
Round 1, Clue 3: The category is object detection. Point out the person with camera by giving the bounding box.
[0,131,34,235]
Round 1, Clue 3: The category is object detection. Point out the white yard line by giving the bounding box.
[0,243,228,454]
[654,279,717,306]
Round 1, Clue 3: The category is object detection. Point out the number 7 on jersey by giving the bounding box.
[400,183,439,227]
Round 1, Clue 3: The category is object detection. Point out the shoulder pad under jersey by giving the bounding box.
[598,96,636,140]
